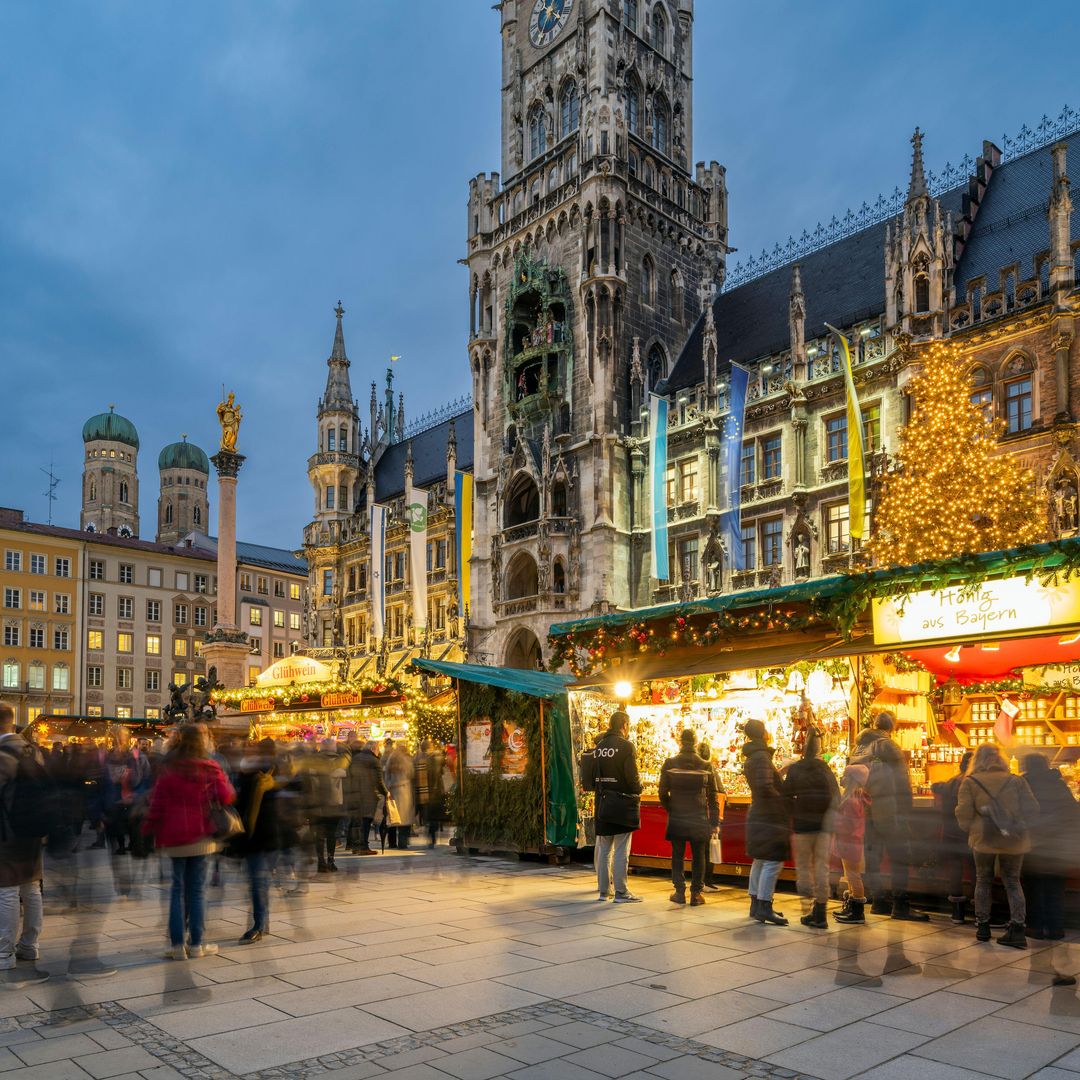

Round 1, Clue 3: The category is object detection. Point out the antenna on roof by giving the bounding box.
[40,460,60,525]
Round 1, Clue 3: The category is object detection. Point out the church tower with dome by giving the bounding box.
[80,406,140,537]
[156,435,210,545]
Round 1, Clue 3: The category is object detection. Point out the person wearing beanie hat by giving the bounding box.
[579,710,643,903]
[832,763,871,924]
[659,729,720,906]
[742,720,790,925]
[781,727,839,929]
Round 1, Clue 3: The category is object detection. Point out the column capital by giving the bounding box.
[211,450,247,479]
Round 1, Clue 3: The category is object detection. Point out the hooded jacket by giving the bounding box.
[742,738,789,862]
[849,728,912,832]
[143,757,235,853]
[955,764,1039,855]
[658,749,719,841]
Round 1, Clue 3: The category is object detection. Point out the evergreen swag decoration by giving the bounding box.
[452,681,546,851]
[870,340,1046,566]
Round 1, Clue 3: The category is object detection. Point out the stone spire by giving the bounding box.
[908,127,928,202]
[1049,142,1074,297]
[404,440,414,485]
[396,392,405,443]
[789,264,807,380]
[446,422,457,506]
[321,302,354,413]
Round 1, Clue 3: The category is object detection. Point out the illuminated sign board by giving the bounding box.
[872,575,1080,647]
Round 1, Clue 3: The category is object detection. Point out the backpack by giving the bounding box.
[0,741,59,841]
[969,775,1026,842]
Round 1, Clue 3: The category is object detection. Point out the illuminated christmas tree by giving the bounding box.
[870,340,1045,566]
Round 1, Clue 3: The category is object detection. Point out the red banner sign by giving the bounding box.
[320,691,362,709]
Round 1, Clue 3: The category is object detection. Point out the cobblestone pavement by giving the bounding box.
[6,846,1080,1079]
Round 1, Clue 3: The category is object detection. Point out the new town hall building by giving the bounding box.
[302,1,1080,672]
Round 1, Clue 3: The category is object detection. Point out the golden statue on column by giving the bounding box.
[216,391,242,452]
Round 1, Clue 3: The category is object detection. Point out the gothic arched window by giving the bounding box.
[339,426,348,452]
[627,77,641,136]
[193,504,202,526]
[651,4,667,53]
[914,274,930,313]
[528,105,546,160]
[623,0,638,32]
[164,502,173,525]
[652,94,670,155]
[647,343,668,390]
[560,82,579,139]
[641,256,655,305]
[119,480,129,504]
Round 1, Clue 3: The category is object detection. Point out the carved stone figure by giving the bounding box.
[702,523,723,593]
[794,533,811,576]
[491,536,502,602]
[216,392,242,453]
[1058,477,1080,532]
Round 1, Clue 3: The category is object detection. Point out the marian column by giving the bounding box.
[202,391,250,695]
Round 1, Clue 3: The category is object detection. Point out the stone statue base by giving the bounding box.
[200,638,251,698]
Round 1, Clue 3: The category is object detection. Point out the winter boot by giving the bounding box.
[869,893,893,917]
[690,892,705,906]
[891,894,930,922]
[834,898,866,925]
[975,921,991,942]
[758,901,789,926]
[949,897,967,925]
[997,922,1027,949]
[749,895,760,919]
[800,901,828,929]
[670,889,686,905]
[835,892,853,920]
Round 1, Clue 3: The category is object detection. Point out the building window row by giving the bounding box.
[2,660,69,692]
[4,552,69,577]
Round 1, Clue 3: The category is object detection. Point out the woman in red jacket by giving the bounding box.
[144,725,235,959]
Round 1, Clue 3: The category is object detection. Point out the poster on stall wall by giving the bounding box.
[501,720,528,779]
[465,717,492,773]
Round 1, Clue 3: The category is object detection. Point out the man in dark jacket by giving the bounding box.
[659,729,720,906]
[849,713,928,921]
[347,741,388,855]
[581,710,643,903]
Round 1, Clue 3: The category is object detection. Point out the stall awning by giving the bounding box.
[411,658,574,700]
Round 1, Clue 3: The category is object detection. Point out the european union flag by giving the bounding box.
[721,364,751,572]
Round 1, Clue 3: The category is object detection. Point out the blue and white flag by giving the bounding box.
[649,393,670,581]
[369,503,387,643]
[721,364,751,571]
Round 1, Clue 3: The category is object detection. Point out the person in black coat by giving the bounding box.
[660,729,720,906]
[743,719,789,926]
[1022,754,1078,940]
[580,710,643,903]
[931,750,974,924]
[698,741,725,891]
[227,739,281,943]
[782,728,840,929]
[346,741,389,855]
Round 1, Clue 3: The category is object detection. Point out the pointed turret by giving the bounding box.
[907,127,928,201]
[322,302,355,413]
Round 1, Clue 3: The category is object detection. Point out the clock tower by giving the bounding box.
[466,0,728,667]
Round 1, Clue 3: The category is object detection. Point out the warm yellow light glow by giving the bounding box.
[1059,632,1080,646]
[945,645,962,663]
[980,643,1000,652]
[613,680,633,700]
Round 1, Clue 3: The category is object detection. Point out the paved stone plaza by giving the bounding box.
[7,849,1080,1080]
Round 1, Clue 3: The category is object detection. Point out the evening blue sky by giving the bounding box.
[0,1,1074,548]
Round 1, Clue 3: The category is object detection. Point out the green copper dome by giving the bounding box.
[82,407,140,449]
[158,438,210,474]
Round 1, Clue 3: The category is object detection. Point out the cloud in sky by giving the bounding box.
[0,0,1073,547]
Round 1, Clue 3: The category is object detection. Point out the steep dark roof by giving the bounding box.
[11,520,216,561]
[666,133,1080,393]
[184,533,308,575]
[954,130,1080,298]
[374,410,474,502]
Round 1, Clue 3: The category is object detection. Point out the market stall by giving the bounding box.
[550,539,1080,884]
[411,658,578,856]
[27,716,169,747]
[212,655,455,748]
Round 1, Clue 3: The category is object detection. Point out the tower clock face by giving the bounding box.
[529,0,573,48]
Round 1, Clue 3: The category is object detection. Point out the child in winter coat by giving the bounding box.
[832,763,870,924]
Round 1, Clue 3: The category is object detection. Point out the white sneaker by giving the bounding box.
[164,945,188,960]
[596,894,613,901]
[189,943,218,958]
[613,893,643,904]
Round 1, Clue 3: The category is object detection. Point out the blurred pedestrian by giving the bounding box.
[0,705,48,986]
[1021,753,1078,941]
[932,750,974,923]
[833,763,870,924]
[228,739,280,943]
[956,744,1039,948]
[659,729,719,906]
[311,739,350,872]
[416,738,446,849]
[782,728,839,929]
[143,724,235,960]
[383,742,416,850]
[743,719,789,925]
[698,741,725,892]
[580,710,643,903]
[347,740,388,855]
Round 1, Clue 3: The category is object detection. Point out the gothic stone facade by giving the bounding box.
[465,0,728,666]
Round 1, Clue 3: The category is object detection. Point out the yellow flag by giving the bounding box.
[827,324,866,540]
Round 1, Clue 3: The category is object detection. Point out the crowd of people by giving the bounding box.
[0,702,452,985]
[580,707,1080,958]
